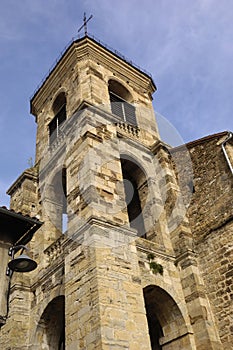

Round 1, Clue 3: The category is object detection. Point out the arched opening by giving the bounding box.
[143,285,192,349]
[35,295,65,350]
[109,80,132,102]
[61,168,68,233]
[147,312,163,350]
[49,168,67,234]
[108,79,137,125]
[49,92,67,144]
[120,155,148,236]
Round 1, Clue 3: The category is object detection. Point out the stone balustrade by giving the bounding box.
[44,235,66,263]
[116,122,140,137]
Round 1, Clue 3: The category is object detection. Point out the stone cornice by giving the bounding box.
[136,238,176,262]
[150,139,172,155]
[30,46,78,118]
[30,36,156,119]
[7,168,38,196]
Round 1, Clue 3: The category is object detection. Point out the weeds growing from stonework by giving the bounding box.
[147,253,163,275]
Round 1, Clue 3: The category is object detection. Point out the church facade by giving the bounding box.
[0,35,232,349]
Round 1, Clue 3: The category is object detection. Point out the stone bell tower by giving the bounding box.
[31,36,162,349]
[1,35,229,350]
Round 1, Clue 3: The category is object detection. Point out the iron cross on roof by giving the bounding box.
[78,12,93,36]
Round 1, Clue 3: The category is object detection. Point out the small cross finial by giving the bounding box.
[78,12,93,36]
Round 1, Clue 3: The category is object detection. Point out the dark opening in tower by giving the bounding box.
[120,156,148,236]
[49,92,67,144]
[143,285,190,349]
[62,168,67,233]
[50,167,67,234]
[35,295,65,349]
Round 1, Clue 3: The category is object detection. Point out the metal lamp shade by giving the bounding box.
[8,254,37,273]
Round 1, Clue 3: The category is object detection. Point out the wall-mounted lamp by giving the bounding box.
[0,207,42,327]
[6,245,37,276]
[0,245,38,326]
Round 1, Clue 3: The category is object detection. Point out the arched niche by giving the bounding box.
[143,285,193,349]
[34,295,65,350]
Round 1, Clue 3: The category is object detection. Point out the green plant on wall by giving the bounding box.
[147,253,163,275]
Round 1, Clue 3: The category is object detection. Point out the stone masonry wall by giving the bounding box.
[172,133,233,348]
[172,133,233,240]
[196,220,233,349]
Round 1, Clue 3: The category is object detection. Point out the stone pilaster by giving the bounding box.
[176,251,222,350]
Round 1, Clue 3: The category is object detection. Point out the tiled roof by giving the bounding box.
[171,131,229,153]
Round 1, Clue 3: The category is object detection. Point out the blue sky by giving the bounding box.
[1,0,233,205]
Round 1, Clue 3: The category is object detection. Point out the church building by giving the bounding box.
[0,34,232,349]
